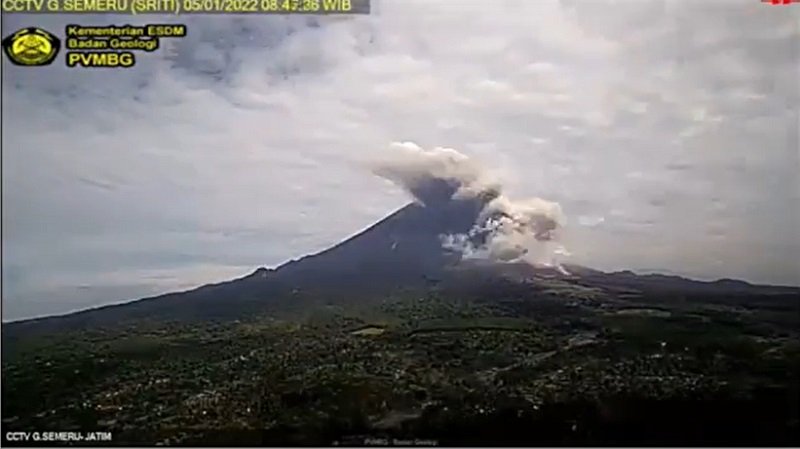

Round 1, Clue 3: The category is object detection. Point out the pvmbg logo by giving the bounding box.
[2,27,61,66]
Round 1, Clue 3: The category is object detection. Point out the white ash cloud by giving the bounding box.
[4,2,796,320]
[371,141,502,207]
[373,141,569,268]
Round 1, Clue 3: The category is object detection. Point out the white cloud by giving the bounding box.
[2,0,798,319]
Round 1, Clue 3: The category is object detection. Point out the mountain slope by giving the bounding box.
[3,197,487,333]
[272,195,485,287]
[4,193,798,337]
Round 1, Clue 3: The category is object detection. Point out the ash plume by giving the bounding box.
[372,142,502,207]
[373,142,569,269]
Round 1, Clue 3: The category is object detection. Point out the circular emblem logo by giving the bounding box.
[2,28,61,66]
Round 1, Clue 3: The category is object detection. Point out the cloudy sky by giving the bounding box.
[2,0,798,320]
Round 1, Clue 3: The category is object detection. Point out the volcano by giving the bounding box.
[4,178,799,447]
[273,192,486,289]
[3,191,497,331]
[7,186,796,339]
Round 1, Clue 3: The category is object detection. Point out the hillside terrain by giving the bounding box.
[2,200,799,446]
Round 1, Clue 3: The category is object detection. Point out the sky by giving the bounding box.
[2,0,798,320]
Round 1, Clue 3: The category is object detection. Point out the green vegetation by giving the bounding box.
[2,285,798,445]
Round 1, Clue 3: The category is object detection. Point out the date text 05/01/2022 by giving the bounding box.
[2,0,365,13]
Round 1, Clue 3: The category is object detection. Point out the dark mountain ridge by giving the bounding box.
[3,193,799,447]
[2,196,484,334]
[4,196,798,336]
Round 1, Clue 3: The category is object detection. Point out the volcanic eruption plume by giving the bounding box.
[373,142,569,269]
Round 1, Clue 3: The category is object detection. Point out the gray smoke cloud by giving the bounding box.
[373,142,570,269]
[372,142,502,207]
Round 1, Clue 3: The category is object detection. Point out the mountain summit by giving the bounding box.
[6,143,797,333]
[4,194,495,331]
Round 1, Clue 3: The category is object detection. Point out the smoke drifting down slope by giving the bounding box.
[373,142,569,270]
